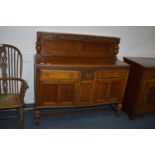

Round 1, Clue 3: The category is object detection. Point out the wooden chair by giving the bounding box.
[0,44,28,128]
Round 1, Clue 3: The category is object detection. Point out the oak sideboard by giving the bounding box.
[34,32,129,125]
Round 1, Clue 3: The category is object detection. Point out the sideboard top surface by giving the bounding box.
[35,55,129,69]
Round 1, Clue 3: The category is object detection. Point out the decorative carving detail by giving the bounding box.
[36,39,42,53]
[113,43,119,56]
[81,70,94,80]
[36,32,120,60]
[145,87,155,104]
[0,45,7,77]
[0,45,8,93]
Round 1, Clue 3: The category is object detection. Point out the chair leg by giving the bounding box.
[35,110,40,127]
[19,107,24,128]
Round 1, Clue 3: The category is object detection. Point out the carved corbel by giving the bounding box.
[36,39,42,53]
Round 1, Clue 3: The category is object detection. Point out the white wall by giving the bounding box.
[0,26,155,103]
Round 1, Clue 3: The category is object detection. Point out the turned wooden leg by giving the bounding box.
[19,107,24,129]
[116,103,122,117]
[35,110,41,127]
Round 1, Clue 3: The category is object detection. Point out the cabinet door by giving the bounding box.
[140,80,155,109]
[93,78,125,104]
[36,70,80,107]
[37,80,79,107]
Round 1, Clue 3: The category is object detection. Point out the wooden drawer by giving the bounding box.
[95,70,127,79]
[39,70,80,80]
[143,69,155,79]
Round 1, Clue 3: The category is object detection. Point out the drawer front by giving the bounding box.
[95,70,127,79]
[143,69,155,79]
[39,70,80,80]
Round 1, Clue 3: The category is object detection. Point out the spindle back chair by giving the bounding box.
[0,44,28,128]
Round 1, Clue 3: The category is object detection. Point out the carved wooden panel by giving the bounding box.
[36,32,120,59]
[140,81,155,107]
[81,70,94,81]
[145,87,155,104]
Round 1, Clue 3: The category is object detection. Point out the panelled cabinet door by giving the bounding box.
[93,78,125,104]
[36,70,80,107]
[37,80,78,107]
[140,80,155,109]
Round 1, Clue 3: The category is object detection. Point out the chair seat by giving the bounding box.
[0,94,22,109]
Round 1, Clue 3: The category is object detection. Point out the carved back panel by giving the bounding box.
[0,44,23,94]
[36,32,120,59]
[0,44,22,78]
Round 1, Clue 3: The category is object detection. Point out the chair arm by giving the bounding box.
[20,78,29,98]
[0,77,29,98]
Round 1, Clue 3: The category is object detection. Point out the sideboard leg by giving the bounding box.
[116,103,122,117]
[35,110,41,127]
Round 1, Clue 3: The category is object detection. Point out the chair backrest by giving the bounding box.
[0,44,23,94]
[0,44,23,78]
